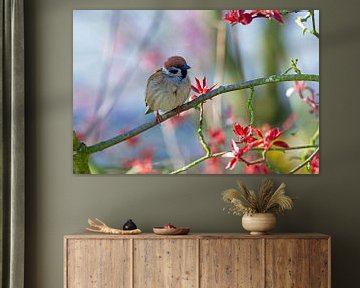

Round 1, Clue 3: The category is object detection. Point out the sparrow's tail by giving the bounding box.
[145,106,153,115]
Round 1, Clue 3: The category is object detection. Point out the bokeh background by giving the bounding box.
[73,10,319,174]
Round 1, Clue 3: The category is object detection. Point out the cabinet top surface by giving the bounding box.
[64,232,330,240]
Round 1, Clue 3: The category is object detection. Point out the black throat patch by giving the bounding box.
[181,69,187,79]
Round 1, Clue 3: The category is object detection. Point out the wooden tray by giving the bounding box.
[153,227,190,235]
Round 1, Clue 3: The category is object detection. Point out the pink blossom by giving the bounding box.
[310,153,319,174]
[208,128,226,146]
[123,148,156,174]
[119,128,140,147]
[258,128,289,150]
[222,139,249,170]
[245,163,270,174]
[286,81,319,114]
[203,157,223,174]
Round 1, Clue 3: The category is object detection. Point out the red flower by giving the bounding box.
[123,148,156,174]
[222,139,249,170]
[281,112,298,130]
[258,127,289,150]
[245,163,269,174]
[75,131,86,142]
[119,128,140,147]
[208,128,226,146]
[190,77,217,100]
[224,10,284,26]
[123,158,155,174]
[304,94,319,114]
[310,153,319,174]
[250,10,284,23]
[286,81,319,114]
[169,110,190,126]
[203,157,223,174]
[224,10,253,25]
[286,81,308,99]
[233,122,262,145]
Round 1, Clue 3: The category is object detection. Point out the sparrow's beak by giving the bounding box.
[182,64,191,70]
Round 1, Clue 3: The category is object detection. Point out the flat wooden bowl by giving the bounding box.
[153,227,190,235]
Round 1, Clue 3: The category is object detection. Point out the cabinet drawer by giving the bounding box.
[265,239,329,288]
[134,239,198,288]
[65,239,131,288]
[200,239,264,288]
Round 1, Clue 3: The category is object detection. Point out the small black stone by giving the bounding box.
[123,219,137,230]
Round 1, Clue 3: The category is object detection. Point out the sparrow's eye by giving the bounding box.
[169,69,178,74]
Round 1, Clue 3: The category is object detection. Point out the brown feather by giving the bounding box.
[164,56,188,69]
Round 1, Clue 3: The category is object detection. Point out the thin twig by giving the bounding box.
[170,152,226,174]
[247,88,255,126]
[311,125,319,145]
[280,10,304,16]
[84,74,319,155]
[252,144,318,152]
[295,10,319,39]
[170,145,318,174]
[241,157,265,166]
[289,147,319,174]
[310,10,320,38]
[170,104,211,174]
[198,104,211,156]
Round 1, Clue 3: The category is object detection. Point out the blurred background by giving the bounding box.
[73,10,319,174]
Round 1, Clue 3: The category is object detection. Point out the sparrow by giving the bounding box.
[145,56,191,123]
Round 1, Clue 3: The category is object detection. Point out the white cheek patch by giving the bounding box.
[163,67,180,77]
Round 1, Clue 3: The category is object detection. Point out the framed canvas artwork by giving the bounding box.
[73,10,319,174]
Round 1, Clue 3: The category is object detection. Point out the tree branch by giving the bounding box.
[82,74,319,156]
[73,131,91,174]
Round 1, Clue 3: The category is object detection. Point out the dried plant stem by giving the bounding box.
[86,218,142,235]
[222,179,294,216]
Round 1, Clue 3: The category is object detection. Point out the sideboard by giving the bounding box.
[64,233,330,288]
